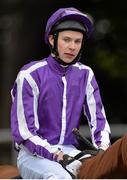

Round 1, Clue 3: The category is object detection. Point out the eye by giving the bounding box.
[63,38,70,42]
[75,39,82,44]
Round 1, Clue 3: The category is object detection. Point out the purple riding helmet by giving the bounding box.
[44,7,94,65]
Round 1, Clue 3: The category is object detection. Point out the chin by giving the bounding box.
[64,61,74,64]
[62,59,74,64]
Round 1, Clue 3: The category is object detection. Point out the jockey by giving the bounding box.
[11,7,111,179]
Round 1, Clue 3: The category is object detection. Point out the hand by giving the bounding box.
[53,149,64,162]
[56,151,64,162]
[98,148,105,154]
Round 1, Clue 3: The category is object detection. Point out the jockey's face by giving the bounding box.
[49,30,83,64]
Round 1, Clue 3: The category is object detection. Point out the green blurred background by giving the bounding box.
[0,0,127,164]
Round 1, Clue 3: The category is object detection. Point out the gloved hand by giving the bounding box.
[59,154,82,178]
[97,148,105,154]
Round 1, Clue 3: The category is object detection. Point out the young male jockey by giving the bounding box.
[11,7,111,179]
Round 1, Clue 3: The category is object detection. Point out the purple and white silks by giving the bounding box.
[11,55,111,161]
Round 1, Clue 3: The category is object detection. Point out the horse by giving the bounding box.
[78,133,127,179]
[2,130,127,179]
[0,165,20,179]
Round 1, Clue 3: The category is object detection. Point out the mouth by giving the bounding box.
[64,53,75,57]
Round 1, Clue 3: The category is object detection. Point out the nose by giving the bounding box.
[69,41,76,50]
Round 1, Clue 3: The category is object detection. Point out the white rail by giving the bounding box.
[0,124,127,164]
[0,124,127,143]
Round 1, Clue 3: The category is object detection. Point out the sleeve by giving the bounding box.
[83,68,111,150]
[11,70,59,161]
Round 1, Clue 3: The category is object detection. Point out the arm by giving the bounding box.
[11,70,62,161]
[84,69,111,150]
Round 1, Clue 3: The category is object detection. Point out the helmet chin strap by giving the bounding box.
[51,52,81,66]
[50,32,84,66]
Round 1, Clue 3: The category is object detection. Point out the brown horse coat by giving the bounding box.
[78,133,127,179]
[0,165,20,179]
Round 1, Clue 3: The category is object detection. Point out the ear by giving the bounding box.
[48,35,54,46]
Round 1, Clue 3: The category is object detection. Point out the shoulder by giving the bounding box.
[72,62,94,74]
[16,58,48,81]
[20,58,48,73]
[72,62,95,83]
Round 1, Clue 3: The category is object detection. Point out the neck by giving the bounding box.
[51,53,70,66]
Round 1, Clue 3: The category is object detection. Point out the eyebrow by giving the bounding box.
[62,36,82,40]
